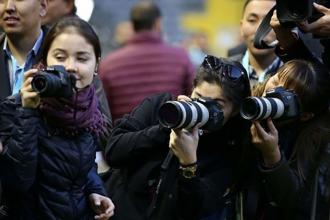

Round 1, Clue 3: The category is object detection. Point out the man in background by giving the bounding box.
[42,0,75,26]
[229,0,281,88]
[0,0,47,99]
[99,1,194,122]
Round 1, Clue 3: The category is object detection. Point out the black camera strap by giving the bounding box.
[254,5,277,49]
[147,151,175,219]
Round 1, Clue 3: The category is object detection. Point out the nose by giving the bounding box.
[65,59,78,74]
[5,0,16,13]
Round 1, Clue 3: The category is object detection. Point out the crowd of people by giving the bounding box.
[0,0,329,219]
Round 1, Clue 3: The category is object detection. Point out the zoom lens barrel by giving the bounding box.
[240,97,285,120]
[158,100,209,130]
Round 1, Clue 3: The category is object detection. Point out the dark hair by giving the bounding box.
[242,0,275,14]
[130,1,161,32]
[194,56,251,114]
[39,16,101,65]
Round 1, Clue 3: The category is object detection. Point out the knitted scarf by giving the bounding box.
[39,85,105,137]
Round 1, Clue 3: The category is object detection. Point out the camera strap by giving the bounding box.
[147,151,175,219]
[254,5,277,49]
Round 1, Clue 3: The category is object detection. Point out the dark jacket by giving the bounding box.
[0,95,107,220]
[105,92,250,220]
[240,118,330,220]
[258,121,330,220]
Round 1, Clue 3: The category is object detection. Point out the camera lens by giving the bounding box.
[240,97,285,120]
[158,100,209,129]
[31,72,63,97]
[31,75,48,93]
[158,102,182,128]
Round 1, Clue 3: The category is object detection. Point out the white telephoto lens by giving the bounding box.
[185,102,199,129]
[174,101,187,128]
[262,97,273,119]
[255,98,264,120]
[272,98,285,119]
[195,101,209,128]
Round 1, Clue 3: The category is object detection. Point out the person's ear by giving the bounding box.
[40,0,48,17]
[300,112,314,121]
[64,0,75,15]
[94,58,100,75]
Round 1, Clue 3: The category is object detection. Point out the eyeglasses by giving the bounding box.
[202,55,245,81]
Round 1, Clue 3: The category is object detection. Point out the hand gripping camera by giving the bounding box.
[31,65,76,98]
[158,98,224,132]
[277,0,330,27]
[240,87,300,121]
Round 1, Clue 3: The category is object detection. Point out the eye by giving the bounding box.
[55,56,66,62]
[77,57,88,62]
[247,18,257,23]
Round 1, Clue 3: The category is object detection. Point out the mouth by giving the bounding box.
[3,16,19,24]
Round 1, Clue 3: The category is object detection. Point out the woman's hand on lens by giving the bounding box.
[169,126,199,166]
[89,193,115,220]
[21,69,40,109]
[177,95,191,102]
[251,118,281,166]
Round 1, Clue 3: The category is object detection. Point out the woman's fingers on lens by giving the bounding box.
[177,95,191,102]
[266,118,278,136]
[21,91,39,100]
[24,69,38,80]
[254,121,267,137]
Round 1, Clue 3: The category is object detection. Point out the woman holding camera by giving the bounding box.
[246,59,330,219]
[104,55,251,220]
[0,17,114,220]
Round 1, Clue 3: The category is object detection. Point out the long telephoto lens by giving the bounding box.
[158,100,209,129]
[240,97,285,120]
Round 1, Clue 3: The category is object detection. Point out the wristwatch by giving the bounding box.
[179,164,197,179]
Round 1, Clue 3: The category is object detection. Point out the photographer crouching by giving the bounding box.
[104,55,252,220]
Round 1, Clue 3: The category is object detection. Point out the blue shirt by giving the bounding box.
[3,30,44,95]
[241,51,282,88]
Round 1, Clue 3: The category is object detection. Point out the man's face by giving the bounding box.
[0,0,47,35]
[42,0,73,26]
[240,0,276,57]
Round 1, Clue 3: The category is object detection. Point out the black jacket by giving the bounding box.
[105,92,250,220]
[0,95,107,220]
[241,119,330,220]
[258,122,330,220]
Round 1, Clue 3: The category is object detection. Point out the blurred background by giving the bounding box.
[76,0,245,58]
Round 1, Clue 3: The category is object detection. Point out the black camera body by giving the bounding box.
[31,65,76,98]
[158,97,224,132]
[240,87,300,121]
[277,0,330,27]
